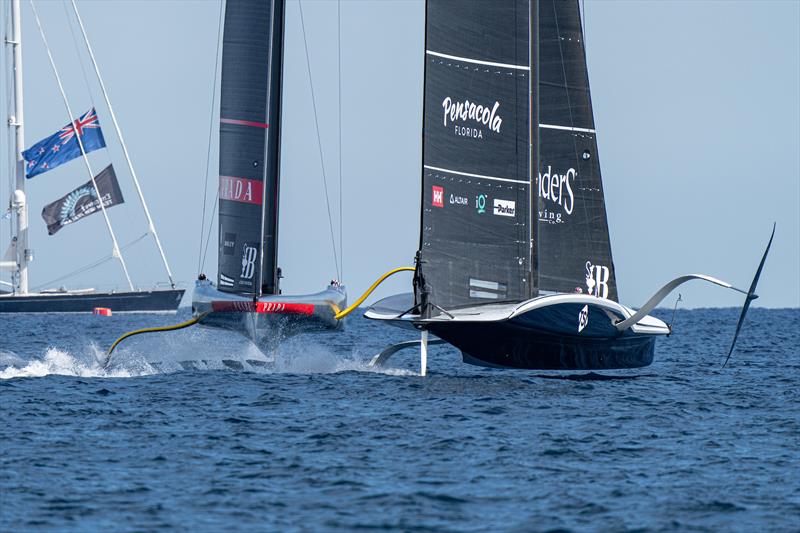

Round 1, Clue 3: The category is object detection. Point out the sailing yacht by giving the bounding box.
[1,0,183,313]
[191,0,346,351]
[366,0,771,373]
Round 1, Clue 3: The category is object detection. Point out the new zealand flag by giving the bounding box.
[22,108,106,178]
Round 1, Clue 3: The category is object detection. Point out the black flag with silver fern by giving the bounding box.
[41,164,124,235]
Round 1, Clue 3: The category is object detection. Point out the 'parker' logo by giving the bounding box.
[493,199,515,217]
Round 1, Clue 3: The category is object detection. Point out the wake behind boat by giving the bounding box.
[366,0,772,374]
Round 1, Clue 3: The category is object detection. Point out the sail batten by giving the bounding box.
[217,0,284,296]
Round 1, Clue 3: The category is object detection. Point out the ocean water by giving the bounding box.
[1,307,798,531]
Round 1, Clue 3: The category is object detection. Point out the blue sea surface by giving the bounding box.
[1,307,798,531]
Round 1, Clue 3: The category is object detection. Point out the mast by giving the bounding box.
[68,0,176,288]
[257,0,285,298]
[529,0,539,298]
[9,0,29,294]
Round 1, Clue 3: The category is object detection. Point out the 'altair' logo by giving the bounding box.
[442,97,502,139]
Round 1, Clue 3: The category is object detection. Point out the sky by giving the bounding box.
[1,0,798,309]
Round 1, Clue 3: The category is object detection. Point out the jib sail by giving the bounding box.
[217,0,285,296]
[536,0,617,301]
[417,0,534,310]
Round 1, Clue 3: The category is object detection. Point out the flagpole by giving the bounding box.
[69,0,176,289]
[9,0,29,294]
[28,0,134,292]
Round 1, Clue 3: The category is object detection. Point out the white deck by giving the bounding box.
[364,293,670,336]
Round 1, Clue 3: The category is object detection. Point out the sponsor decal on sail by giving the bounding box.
[585,261,610,299]
[219,175,263,205]
[432,185,444,208]
[441,97,502,139]
[475,194,487,214]
[493,199,515,217]
[223,232,236,255]
[449,193,468,206]
[240,243,258,284]
[537,165,575,224]
[219,273,235,287]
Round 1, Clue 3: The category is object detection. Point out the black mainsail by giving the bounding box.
[419,0,533,310]
[417,0,617,309]
[217,0,285,296]
[191,0,345,354]
[537,0,617,300]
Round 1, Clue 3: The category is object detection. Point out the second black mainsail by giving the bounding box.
[419,0,532,310]
[191,0,345,355]
[537,0,617,300]
[217,0,284,296]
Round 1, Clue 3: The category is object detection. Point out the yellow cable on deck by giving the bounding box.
[334,267,414,320]
[105,311,210,361]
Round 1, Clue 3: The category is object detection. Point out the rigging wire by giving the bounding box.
[298,0,340,282]
[197,0,225,275]
[200,200,218,275]
[61,1,96,112]
[31,232,148,291]
[552,0,593,258]
[337,0,343,282]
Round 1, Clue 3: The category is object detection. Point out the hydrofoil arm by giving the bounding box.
[614,274,746,332]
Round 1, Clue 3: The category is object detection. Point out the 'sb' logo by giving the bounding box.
[432,186,444,208]
[241,244,258,280]
[585,261,610,299]
[578,304,589,333]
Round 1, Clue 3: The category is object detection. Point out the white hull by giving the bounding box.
[192,279,346,352]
